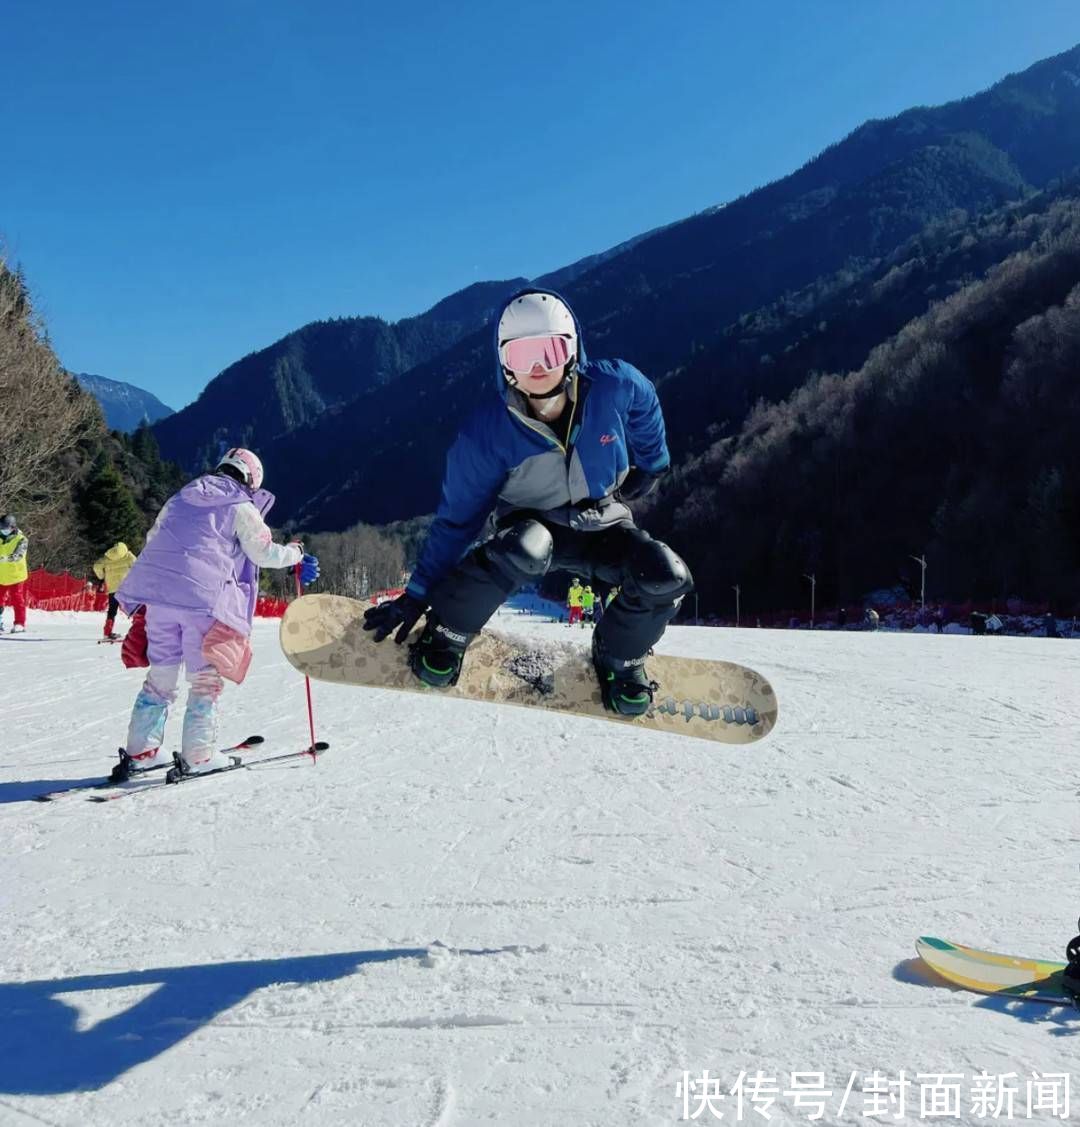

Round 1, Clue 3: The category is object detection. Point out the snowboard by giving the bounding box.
[279,594,777,746]
[916,936,1072,1004]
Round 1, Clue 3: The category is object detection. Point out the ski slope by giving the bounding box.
[2,609,1078,1125]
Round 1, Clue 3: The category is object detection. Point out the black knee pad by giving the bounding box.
[483,520,554,585]
[627,539,693,602]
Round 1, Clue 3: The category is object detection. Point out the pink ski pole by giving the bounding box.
[294,563,319,759]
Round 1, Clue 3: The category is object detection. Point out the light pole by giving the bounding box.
[733,584,741,628]
[909,555,927,609]
[803,573,816,629]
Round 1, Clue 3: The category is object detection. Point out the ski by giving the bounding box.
[32,759,172,802]
[33,736,265,802]
[86,741,329,802]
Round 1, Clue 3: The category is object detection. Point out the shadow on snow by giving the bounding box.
[0,778,107,803]
[0,947,449,1094]
[894,957,1079,1033]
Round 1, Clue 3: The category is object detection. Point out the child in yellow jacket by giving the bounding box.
[93,542,138,639]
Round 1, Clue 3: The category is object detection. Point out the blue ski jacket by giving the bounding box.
[408,289,670,599]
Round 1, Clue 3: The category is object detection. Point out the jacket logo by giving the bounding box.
[599,434,617,445]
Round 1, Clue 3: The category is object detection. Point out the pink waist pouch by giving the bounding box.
[202,620,253,684]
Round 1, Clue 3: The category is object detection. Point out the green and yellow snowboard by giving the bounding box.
[916,936,1072,1004]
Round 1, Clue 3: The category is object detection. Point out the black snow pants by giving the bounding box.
[427,516,693,662]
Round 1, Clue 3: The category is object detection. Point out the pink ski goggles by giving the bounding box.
[500,334,574,374]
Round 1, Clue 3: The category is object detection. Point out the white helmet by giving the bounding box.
[216,447,264,490]
[497,292,577,371]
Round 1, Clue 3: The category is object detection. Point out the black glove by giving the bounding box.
[617,466,665,502]
[362,592,427,644]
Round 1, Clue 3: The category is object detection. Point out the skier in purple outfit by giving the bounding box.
[115,448,319,778]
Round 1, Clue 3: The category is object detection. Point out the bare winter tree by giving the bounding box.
[0,262,99,523]
[305,524,406,596]
[260,521,409,600]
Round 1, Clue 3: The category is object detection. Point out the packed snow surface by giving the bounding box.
[2,609,1077,1125]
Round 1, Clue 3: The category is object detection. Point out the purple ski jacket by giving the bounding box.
[117,475,275,637]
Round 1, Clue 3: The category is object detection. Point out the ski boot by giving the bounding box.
[1064,919,1080,1007]
[109,745,173,783]
[166,748,241,783]
[592,634,658,717]
[409,614,471,688]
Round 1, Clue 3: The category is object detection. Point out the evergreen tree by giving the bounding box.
[130,421,161,470]
[1026,467,1073,604]
[78,454,145,556]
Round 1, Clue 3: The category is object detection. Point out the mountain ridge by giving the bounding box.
[74,372,174,433]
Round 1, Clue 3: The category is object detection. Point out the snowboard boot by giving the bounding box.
[592,634,658,717]
[409,614,472,688]
[1064,922,1080,1007]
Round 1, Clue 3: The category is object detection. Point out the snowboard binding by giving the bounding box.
[592,635,659,717]
[408,615,470,689]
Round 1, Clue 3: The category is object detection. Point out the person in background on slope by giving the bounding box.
[593,583,615,625]
[0,514,29,634]
[581,584,596,627]
[567,576,584,626]
[362,289,693,717]
[114,449,319,779]
[93,541,138,640]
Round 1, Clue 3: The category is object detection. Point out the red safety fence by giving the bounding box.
[24,569,405,617]
[255,596,289,617]
[253,588,403,617]
[25,568,108,612]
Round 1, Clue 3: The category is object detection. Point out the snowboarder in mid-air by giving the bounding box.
[362,289,692,716]
[115,449,319,778]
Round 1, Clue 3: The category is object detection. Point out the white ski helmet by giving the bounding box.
[497,292,577,378]
[216,447,264,490]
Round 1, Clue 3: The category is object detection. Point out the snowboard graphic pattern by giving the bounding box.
[916,936,1070,1004]
[280,594,777,746]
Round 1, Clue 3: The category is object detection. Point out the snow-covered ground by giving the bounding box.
[2,608,1078,1126]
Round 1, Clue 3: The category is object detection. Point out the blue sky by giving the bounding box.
[5,1,1080,410]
